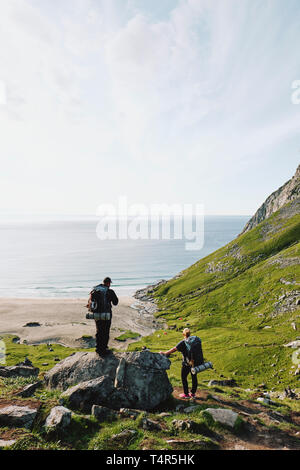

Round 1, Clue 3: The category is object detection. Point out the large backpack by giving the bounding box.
[91,285,111,314]
[184,336,204,367]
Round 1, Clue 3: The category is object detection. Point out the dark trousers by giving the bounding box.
[181,364,198,395]
[95,319,111,353]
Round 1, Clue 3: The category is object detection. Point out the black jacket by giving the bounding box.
[91,284,118,314]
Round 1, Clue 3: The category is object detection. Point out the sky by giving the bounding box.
[0,0,299,216]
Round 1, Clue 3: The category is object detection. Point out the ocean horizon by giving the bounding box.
[0,215,250,299]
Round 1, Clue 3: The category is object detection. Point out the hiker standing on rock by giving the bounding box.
[86,277,118,357]
[160,328,204,399]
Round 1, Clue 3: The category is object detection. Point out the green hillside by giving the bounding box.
[129,198,300,390]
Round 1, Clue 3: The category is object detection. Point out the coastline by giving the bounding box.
[0,294,161,350]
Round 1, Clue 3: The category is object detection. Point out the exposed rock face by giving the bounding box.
[134,280,167,301]
[0,405,37,429]
[45,350,172,411]
[45,406,72,430]
[44,352,119,390]
[242,164,300,233]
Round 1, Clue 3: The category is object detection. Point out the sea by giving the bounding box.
[0,215,250,298]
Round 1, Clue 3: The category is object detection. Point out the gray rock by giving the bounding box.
[119,408,142,419]
[0,439,16,448]
[203,408,239,428]
[166,439,212,448]
[61,376,115,412]
[0,364,39,378]
[45,406,71,430]
[172,419,203,434]
[242,165,300,233]
[183,405,201,414]
[0,405,37,429]
[208,379,237,387]
[45,350,172,411]
[44,352,120,390]
[284,340,300,349]
[142,418,162,431]
[92,405,118,422]
[17,381,42,398]
[257,397,278,406]
[110,429,137,445]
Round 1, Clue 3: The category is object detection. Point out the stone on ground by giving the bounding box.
[45,406,72,430]
[17,381,42,398]
[203,408,240,428]
[0,439,16,448]
[92,405,118,422]
[208,379,237,387]
[0,405,37,429]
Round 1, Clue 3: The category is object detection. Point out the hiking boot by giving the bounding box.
[179,393,190,399]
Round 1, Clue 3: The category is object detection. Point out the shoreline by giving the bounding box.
[0,295,161,350]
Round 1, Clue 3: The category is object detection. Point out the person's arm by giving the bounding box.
[159,347,177,356]
[110,289,119,306]
[86,292,92,309]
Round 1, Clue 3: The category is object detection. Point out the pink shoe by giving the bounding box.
[179,393,190,399]
[189,393,196,398]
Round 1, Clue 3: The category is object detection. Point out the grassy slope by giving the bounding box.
[128,200,300,390]
[0,200,299,450]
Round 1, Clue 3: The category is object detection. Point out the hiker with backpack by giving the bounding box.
[160,328,204,399]
[86,277,118,357]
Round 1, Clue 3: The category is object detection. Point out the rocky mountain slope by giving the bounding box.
[0,167,299,451]
[242,164,300,233]
[130,179,300,392]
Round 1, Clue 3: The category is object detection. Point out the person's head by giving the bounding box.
[183,328,191,339]
[103,277,112,287]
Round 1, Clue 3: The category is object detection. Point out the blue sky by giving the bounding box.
[0,0,299,216]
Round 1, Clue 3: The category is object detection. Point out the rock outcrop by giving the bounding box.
[44,350,172,411]
[0,405,38,429]
[242,164,300,233]
[0,362,39,378]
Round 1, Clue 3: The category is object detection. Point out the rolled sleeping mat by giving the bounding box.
[191,362,213,375]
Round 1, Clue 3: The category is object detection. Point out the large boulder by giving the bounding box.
[61,376,115,412]
[0,405,37,429]
[44,352,119,390]
[45,350,172,411]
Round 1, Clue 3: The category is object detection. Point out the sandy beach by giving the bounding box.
[0,296,159,350]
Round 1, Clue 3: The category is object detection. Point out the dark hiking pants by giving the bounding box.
[181,364,198,395]
[95,319,111,354]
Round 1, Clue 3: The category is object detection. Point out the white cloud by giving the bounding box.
[0,0,299,215]
[0,80,6,105]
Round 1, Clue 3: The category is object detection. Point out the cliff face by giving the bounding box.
[242,164,300,233]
